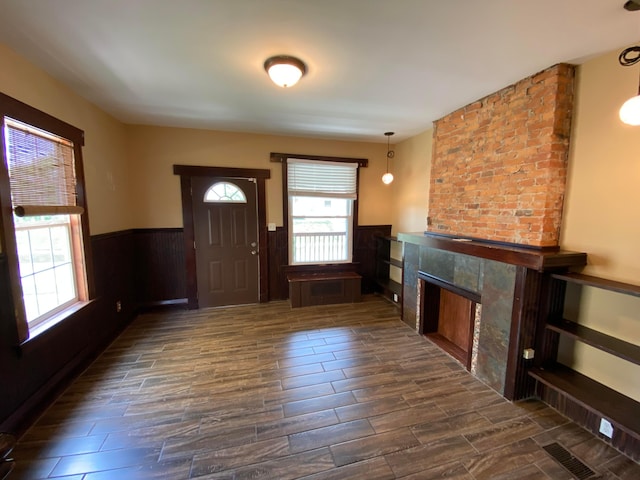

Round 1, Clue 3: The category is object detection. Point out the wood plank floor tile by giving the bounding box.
[334,395,409,423]
[411,411,492,444]
[281,370,345,390]
[197,447,335,480]
[384,435,477,477]
[282,391,356,417]
[49,446,161,477]
[368,403,445,434]
[394,460,474,480]
[463,417,544,452]
[329,427,419,467]
[9,295,637,479]
[297,456,394,480]
[288,419,375,454]
[256,409,339,441]
[190,436,290,476]
[462,437,547,480]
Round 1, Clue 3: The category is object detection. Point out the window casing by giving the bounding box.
[287,159,358,265]
[0,93,92,342]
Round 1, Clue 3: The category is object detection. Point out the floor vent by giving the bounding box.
[542,442,596,480]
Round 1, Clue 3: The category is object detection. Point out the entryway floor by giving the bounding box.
[9,296,639,479]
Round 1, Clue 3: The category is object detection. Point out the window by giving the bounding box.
[0,93,91,341]
[204,182,247,203]
[287,159,358,264]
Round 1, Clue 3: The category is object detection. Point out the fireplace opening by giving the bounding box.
[419,272,481,371]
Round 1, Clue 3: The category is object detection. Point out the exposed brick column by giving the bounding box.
[428,63,575,247]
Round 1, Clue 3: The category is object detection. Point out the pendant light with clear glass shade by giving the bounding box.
[382,132,395,184]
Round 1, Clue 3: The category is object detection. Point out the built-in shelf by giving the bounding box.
[529,271,640,459]
[529,365,640,438]
[546,319,640,366]
[375,236,403,304]
[377,278,402,297]
[551,272,640,298]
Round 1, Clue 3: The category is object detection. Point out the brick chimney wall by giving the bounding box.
[427,63,575,247]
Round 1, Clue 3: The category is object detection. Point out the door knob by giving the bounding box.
[251,250,258,255]
[250,241,257,247]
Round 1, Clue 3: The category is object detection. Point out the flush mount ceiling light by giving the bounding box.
[382,132,395,185]
[264,55,307,88]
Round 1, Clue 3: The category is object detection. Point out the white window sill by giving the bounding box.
[20,300,94,345]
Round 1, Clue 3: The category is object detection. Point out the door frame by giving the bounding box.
[173,165,271,308]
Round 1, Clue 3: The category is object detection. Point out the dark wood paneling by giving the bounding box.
[0,231,136,436]
[354,225,392,294]
[133,229,186,305]
[173,164,271,179]
[270,152,368,167]
[267,227,288,301]
[504,267,544,400]
[268,224,391,301]
[179,175,198,309]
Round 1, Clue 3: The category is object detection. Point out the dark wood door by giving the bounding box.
[192,177,259,307]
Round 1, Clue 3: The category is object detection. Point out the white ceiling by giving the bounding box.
[0,0,638,143]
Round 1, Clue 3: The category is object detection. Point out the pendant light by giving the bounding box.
[619,46,640,126]
[264,55,307,88]
[382,132,395,184]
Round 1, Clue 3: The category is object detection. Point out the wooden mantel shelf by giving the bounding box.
[397,232,587,272]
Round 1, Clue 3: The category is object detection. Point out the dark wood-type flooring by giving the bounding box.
[9,296,640,479]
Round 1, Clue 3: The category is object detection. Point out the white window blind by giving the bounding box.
[5,118,79,215]
[287,158,357,198]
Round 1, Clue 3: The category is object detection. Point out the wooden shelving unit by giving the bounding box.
[374,236,403,304]
[529,365,640,439]
[530,272,640,460]
[546,318,640,366]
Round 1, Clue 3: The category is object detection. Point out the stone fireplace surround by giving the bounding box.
[398,232,586,400]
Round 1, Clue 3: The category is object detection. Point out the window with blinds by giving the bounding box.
[6,119,79,214]
[1,99,90,338]
[287,159,358,264]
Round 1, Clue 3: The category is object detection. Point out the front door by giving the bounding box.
[192,177,259,307]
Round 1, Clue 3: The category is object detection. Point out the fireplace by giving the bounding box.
[420,272,481,370]
[398,232,587,400]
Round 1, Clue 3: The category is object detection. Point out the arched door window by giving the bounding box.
[203,182,247,203]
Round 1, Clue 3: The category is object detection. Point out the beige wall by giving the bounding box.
[391,129,433,235]
[559,46,640,401]
[0,43,133,235]
[126,125,393,228]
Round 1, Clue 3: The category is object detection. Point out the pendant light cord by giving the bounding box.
[386,135,390,172]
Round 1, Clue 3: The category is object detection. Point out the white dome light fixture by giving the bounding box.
[382,132,395,185]
[264,55,307,88]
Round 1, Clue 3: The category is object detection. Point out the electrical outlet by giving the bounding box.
[393,293,399,302]
[116,300,122,313]
[599,418,613,438]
